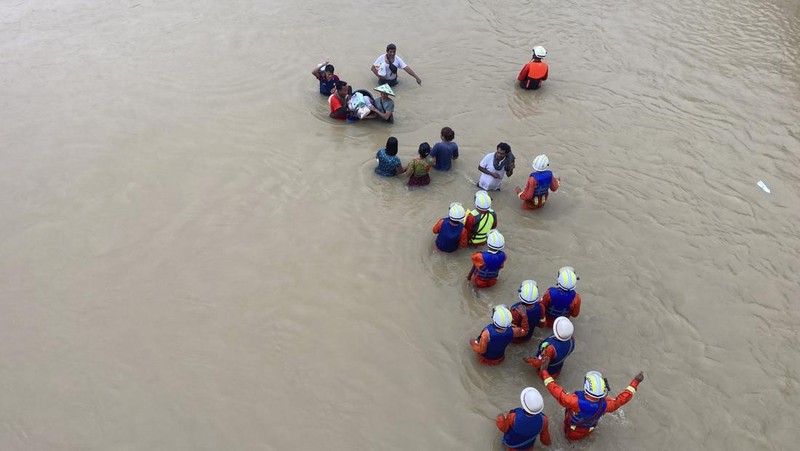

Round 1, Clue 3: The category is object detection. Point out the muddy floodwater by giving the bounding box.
[1,0,799,449]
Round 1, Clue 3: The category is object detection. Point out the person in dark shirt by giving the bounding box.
[430,127,459,171]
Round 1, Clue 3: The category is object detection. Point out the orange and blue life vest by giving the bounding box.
[482,325,514,360]
[530,170,553,197]
[536,335,575,375]
[546,287,576,318]
[436,219,463,253]
[569,392,607,429]
[502,408,544,449]
[477,251,506,279]
[510,301,543,341]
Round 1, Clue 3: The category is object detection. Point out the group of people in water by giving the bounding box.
[313,43,645,450]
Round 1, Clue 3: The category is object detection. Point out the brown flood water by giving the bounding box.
[1,0,800,449]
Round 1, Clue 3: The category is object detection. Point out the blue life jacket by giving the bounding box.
[477,251,506,279]
[530,170,553,197]
[435,219,463,253]
[502,408,544,449]
[569,391,608,429]
[535,335,575,375]
[546,287,576,319]
[482,325,514,360]
[510,301,543,341]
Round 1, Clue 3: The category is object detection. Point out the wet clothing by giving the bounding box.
[532,335,575,377]
[432,218,468,252]
[510,301,543,343]
[478,151,516,191]
[373,96,394,123]
[541,287,581,326]
[518,170,559,210]
[471,324,527,365]
[540,369,640,441]
[407,157,431,186]
[328,93,347,120]
[316,73,340,95]
[374,148,402,177]
[469,250,506,288]
[496,409,551,450]
[373,53,407,85]
[430,141,459,171]
[464,209,497,245]
[517,60,549,90]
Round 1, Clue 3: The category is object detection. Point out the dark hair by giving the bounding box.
[386,137,399,156]
[441,127,455,142]
[335,80,348,90]
[418,142,431,158]
[386,43,397,51]
[324,64,335,74]
[497,142,511,153]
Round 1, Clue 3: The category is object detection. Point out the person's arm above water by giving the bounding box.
[479,164,500,179]
[539,364,579,410]
[403,66,422,85]
[470,328,490,354]
[371,55,383,78]
[516,176,538,200]
[459,225,470,248]
[495,410,516,433]
[570,294,582,318]
[432,218,445,234]
[550,174,560,191]
[312,60,329,78]
[524,343,556,368]
[511,325,528,338]
[517,63,530,81]
[452,142,459,160]
[605,372,644,412]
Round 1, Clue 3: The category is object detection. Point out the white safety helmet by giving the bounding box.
[518,280,540,304]
[532,154,550,172]
[448,202,466,221]
[520,387,544,415]
[492,305,513,328]
[474,190,492,210]
[532,46,547,59]
[553,316,574,341]
[487,230,505,251]
[557,266,578,290]
[584,371,608,398]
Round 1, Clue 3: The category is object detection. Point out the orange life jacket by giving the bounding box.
[526,62,548,80]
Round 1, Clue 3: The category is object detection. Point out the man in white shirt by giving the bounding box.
[371,43,422,86]
[478,143,516,191]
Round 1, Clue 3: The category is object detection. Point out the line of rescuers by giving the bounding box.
[476,274,646,448]
[430,186,645,447]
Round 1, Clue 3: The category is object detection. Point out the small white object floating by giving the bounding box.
[757,180,771,194]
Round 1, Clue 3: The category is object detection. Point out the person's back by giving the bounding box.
[517,46,549,90]
[430,127,458,171]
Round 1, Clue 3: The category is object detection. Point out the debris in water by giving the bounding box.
[757,180,771,194]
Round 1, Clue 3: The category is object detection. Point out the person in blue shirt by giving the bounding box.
[375,137,404,177]
[311,61,339,95]
[430,127,459,171]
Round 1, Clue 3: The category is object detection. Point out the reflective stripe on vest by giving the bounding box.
[546,287,576,318]
[569,391,607,429]
[502,408,544,449]
[469,209,495,244]
[530,170,553,197]
[482,325,514,360]
[477,251,505,280]
[536,335,575,375]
